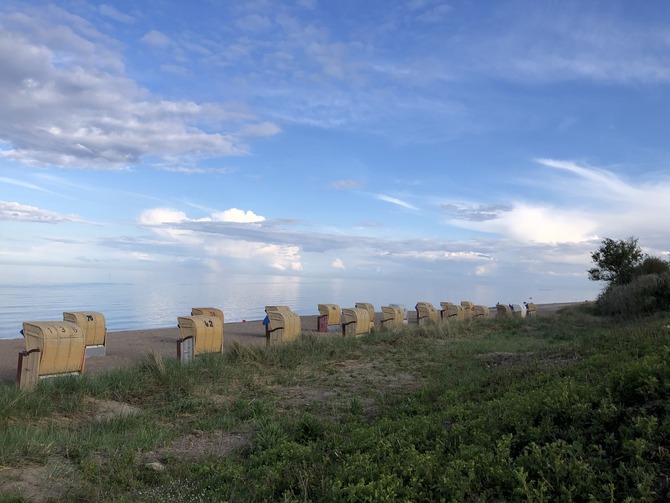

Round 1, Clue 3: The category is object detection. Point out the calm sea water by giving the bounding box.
[0,274,596,340]
[0,275,417,340]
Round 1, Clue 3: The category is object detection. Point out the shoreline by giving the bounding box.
[0,303,581,385]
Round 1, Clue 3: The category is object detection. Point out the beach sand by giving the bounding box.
[0,303,579,385]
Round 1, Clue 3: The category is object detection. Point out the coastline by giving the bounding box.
[0,303,581,384]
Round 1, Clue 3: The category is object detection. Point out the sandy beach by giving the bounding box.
[0,303,579,385]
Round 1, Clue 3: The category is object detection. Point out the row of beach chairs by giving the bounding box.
[416,301,537,323]
[316,300,536,333]
[15,301,536,390]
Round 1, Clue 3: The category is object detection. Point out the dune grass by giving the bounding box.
[1,305,669,501]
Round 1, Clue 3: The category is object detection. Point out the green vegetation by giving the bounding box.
[589,236,670,316]
[1,307,670,502]
[596,272,670,316]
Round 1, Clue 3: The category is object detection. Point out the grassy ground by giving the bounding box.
[1,305,669,502]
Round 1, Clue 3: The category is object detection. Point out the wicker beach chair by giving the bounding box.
[496,303,512,318]
[18,321,86,390]
[63,311,107,357]
[473,305,490,318]
[265,306,301,344]
[415,302,438,325]
[177,315,224,356]
[342,307,372,336]
[355,302,375,331]
[510,304,527,318]
[524,302,537,316]
[440,302,465,321]
[380,305,404,328]
[460,301,475,319]
[318,304,341,326]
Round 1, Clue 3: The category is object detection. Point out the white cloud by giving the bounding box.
[239,122,282,137]
[212,208,265,223]
[138,206,298,271]
[391,250,493,261]
[446,199,598,245]
[0,9,279,170]
[139,208,188,225]
[331,257,345,269]
[0,201,80,223]
[475,264,496,276]
[441,203,512,222]
[138,207,199,243]
[494,203,598,244]
[375,194,418,211]
[204,239,302,272]
[141,30,171,48]
[271,256,303,272]
[130,251,154,261]
[446,159,670,249]
[536,159,670,244]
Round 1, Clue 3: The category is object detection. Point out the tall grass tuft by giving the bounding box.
[226,340,267,366]
[144,351,167,380]
[0,387,46,422]
[0,424,57,465]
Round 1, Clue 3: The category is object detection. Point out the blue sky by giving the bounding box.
[1,0,669,304]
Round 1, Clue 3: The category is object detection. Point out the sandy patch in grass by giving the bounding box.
[142,429,251,466]
[83,397,142,421]
[268,358,425,418]
[0,459,77,503]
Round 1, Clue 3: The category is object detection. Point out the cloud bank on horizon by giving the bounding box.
[0,0,669,303]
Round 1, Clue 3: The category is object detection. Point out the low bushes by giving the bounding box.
[596,272,670,316]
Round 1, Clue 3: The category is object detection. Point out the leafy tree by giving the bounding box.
[588,237,644,286]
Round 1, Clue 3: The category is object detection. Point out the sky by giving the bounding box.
[1,0,669,305]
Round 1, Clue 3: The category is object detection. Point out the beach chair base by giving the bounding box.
[317,314,329,332]
[17,349,40,390]
[266,327,285,346]
[86,345,106,357]
[177,336,194,363]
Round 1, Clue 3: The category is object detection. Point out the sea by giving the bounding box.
[0,273,597,340]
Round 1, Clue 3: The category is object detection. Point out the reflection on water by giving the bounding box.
[0,273,597,339]
[0,275,325,339]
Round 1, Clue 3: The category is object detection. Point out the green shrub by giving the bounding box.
[634,256,670,277]
[596,272,670,315]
